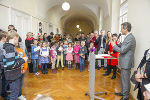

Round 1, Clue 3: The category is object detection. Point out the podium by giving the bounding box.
[85,53,117,100]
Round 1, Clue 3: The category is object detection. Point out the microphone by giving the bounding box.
[117,33,122,41]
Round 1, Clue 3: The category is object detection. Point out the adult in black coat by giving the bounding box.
[25,32,33,57]
[47,32,54,42]
[135,49,150,100]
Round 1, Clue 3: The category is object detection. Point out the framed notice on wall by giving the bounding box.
[39,22,42,34]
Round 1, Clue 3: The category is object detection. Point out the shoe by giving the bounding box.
[52,69,57,74]
[34,72,40,76]
[103,67,107,70]
[97,67,100,70]
[41,70,45,74]
[56,67,58,70]
[18,95,27,100]
[120,97,129,100]
[103,73,110,76]
[111,75,116,79]
[115,92,123,96]
[45,69,48,74]
[62,67,64,70]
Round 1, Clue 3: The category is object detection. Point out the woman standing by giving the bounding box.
[25,32,34,73]
[104,33,119,79]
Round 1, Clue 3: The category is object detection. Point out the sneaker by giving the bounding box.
[111,75,116,79]
[62,67,64,70]
[18,95,26,100]
[52,69,57,74]
[35,72,40,76]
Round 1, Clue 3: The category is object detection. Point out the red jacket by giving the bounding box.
[107,42,119,66]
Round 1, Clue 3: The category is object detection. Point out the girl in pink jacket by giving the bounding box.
[73,41,80,69]
[50,43,57,73]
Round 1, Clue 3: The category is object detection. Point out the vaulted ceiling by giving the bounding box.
[36,0,111,29]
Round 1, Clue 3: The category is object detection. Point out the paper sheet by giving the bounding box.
[145,83,150,93]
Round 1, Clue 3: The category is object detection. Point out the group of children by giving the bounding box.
[30,38,96,75]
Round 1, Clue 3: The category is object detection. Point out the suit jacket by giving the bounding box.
[95,35,106,51]
[113,33,136,69]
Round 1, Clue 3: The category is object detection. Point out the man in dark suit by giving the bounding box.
[111,22,136,100]
[95,30,107,69]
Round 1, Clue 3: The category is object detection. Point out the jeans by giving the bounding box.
[9,78,20,100]
[1,69,8,98]
[80,57,85,72]
[41,63,47,70]
[18,74,25,97]
[32,59,39,74]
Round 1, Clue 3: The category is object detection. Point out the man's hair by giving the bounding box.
[7,30,19,40]
[121,22,132,32]
[0,31,8,41]
[50,32,54,35]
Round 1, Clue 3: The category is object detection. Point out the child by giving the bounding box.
[56,42,64,70]
[88,42,95,61]
[79,41,87,72]
[40,42,49,74]
[15,42,27,100]
[66,43,73,69]
[0,31,8,99]
[73,41,80,69]
[63,40,68,66]
[50,42,57,74]
[88,42,95,71]
[3,30,27,100]
[31,39,40,76]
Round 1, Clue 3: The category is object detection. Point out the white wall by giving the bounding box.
[0,0,51,39]
[111,0,120,33]
[0,4,10,31]
[128,0,150,99]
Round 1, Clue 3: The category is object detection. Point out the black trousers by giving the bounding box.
[106,65,117,76]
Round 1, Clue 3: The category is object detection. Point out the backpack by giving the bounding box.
[3,43,25,81]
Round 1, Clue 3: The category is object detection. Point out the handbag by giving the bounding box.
[130,70,138,84]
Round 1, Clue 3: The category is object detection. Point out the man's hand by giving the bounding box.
[21,70,25,74]
[135,73,143,82]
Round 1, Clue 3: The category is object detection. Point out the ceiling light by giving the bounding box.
[62,2,70,11]
[76,25,80,28]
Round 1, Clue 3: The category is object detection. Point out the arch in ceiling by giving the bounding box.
[46,3,99,30]
[37,0,111,33]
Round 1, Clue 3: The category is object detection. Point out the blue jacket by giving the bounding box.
[31,45,40,59]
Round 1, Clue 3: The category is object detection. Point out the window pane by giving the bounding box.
[119,0,128,32]
[120,2,128,16]
[120,0,126,4]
